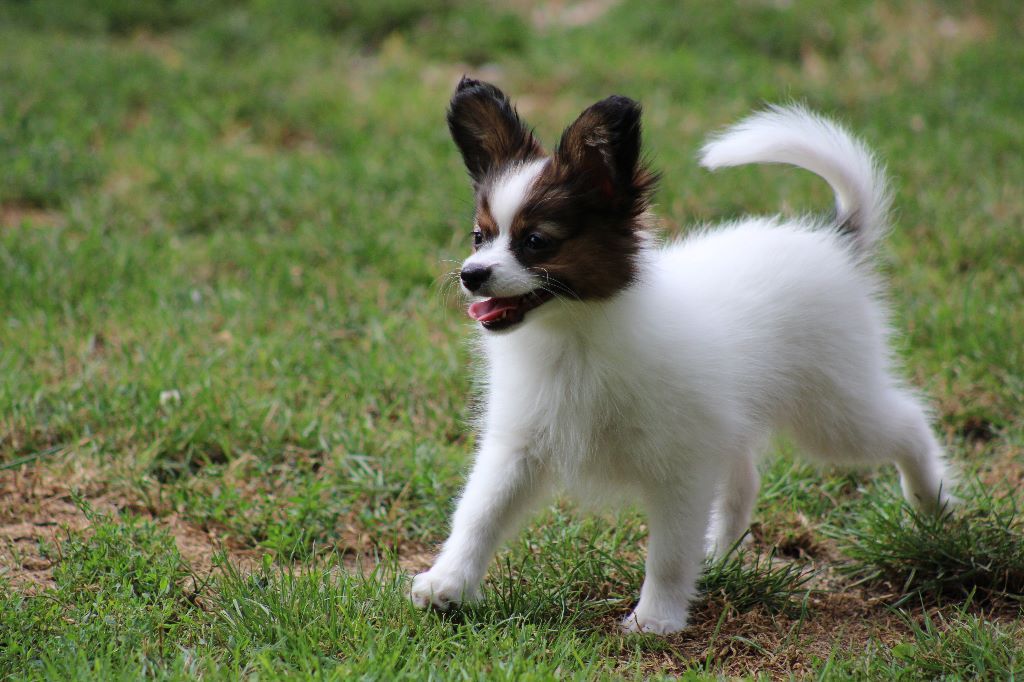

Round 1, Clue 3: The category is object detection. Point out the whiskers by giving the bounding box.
[434,259,464,321]
[532,267,616,328]
[533,267,579,303]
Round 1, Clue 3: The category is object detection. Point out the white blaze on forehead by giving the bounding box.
[460,159,548,298]
[488,159,547,233]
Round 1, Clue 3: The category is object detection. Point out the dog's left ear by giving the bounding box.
[448,76,544,185]
[555,96,645,205]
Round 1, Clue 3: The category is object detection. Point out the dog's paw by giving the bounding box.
[620,608,688,635]
[410,569,480,611]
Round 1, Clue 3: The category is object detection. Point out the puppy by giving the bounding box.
[411,77,955,634]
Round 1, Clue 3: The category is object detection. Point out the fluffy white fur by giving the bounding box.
[411,106,955,634]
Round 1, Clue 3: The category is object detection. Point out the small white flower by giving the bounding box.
[159,389,182,408]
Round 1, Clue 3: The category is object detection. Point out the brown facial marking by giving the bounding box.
[507,162,644,299]
[474,201,499,249]
[529,230,638,300]
[500,96,659,301]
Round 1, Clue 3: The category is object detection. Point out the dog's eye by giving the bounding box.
[472,229,483,247]
[524,233,551,251]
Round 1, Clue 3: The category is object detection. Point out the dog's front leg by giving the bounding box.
[411,434,548,610]
[622,480,716,635]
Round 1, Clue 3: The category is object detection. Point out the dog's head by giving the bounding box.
[448,77,658,332]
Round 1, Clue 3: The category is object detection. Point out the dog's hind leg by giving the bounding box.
[888,391,957,512]
[706,450,760,558]
[791,384,956,513]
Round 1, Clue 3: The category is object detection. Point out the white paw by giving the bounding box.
[410,569,481,611]
[620,608,689,635]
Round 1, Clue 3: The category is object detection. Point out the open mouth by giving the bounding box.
[467,290,554,331]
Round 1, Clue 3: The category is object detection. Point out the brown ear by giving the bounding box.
[447,77,544,184]
[554,96,647,206]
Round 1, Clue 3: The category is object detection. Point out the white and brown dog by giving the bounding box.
[411,78,955,634]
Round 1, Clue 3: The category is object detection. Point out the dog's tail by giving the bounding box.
[699,105,891,252]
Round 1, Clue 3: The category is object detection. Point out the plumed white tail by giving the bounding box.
[699,105,891,251]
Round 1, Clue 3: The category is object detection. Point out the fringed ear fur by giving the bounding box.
[554,95,658,216]
[447,77,544,185]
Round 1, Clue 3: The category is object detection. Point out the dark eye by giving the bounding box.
[524,233,551,251]
[472,229,483,247]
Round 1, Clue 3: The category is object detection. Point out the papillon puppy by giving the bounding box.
[411,77,955,634]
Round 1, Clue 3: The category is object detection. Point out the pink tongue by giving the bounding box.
[468,296,521,322]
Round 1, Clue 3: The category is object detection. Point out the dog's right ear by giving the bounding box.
[447,77,544,185]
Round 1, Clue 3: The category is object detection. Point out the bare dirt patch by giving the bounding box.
[978,443,1024,489]
[635,590,910,678]
[622,585,1022,679]
[525,0,620,29]
[1,454,109,590]
[1,448,432,592]
[0,203,64,229]
[0,457,260,591]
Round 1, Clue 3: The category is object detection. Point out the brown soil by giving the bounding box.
[0,203,64,229]
[625,590,912,679]
[0,456,260,592]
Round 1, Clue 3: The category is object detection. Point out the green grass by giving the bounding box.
[820,608,1024,679]
[1,0,1022,679]
[828,478,1024,606]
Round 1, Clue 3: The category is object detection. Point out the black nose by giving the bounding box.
[460,265,492,292]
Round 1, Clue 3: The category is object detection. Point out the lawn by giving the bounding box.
[1,0,1022,679]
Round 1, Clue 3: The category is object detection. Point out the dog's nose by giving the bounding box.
[460,265,492,292]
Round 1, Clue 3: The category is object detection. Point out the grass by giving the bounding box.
[828,478,1024,606]
[1,0,1022,679]
[820,608,1024,679]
